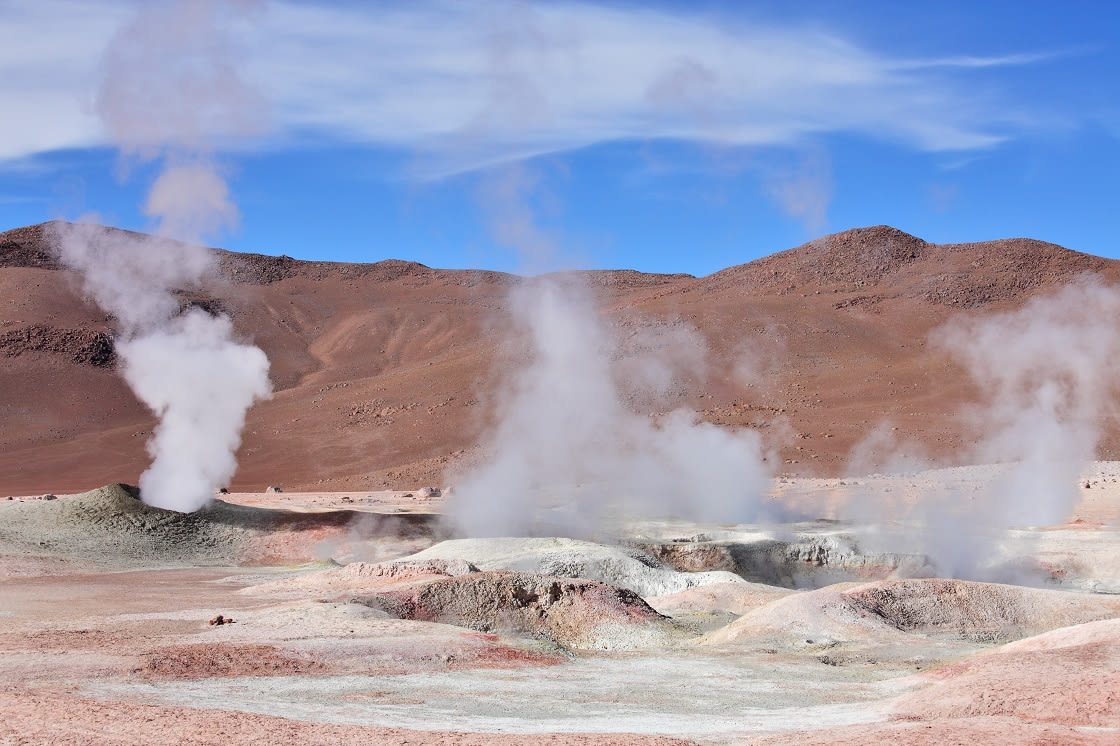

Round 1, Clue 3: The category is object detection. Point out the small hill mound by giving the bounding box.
[0,484,255,565]
[0,484,440,569]
[213,250,438,285]
[402,537,746,598]
[357,570,685,651]
[892,618,1120,728]
[844,578,1120,639]
[706,578,1120,649]
[700,225,1114,308]
[704,225,928,293]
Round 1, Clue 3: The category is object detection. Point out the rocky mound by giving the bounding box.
[705,579,1120,654]
[402,537,746,598]
[214,250,439,286]
[0,484,440,569]
[356,570,684,651]
[845,579,1120,640]
[892,618,1120,729]
[0,484,252,566]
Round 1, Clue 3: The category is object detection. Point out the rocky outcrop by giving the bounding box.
[0,324,115,367]
[0,223,62,269]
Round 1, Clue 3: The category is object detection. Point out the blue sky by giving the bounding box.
[1,0,1117,276]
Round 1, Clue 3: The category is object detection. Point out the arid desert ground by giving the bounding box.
[1,465,1118,745]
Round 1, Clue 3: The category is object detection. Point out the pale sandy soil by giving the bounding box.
[221,489,445,514]
[1,466,1117,744]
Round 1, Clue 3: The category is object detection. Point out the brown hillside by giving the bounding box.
[2,221,1118,495]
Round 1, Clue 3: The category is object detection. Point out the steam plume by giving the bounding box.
[438,2,782,536]
[53,0,270,512]
[845,278,1120,578]
[450,277,775,537]
[449,158,774,536]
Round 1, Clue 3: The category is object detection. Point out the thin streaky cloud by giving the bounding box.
[892,50,1073,70]
[0,0,1072,175]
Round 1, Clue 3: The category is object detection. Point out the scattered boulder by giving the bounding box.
[208,614,235,626]
[416,486,441,498]
[265,486,283,494]
[39,494,57,501]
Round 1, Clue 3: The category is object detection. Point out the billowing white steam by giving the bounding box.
[449,275,774,537]
[847,278,1120,578]
[53,0,270,512]
[937,279,1120,527]
[117,312,270,511]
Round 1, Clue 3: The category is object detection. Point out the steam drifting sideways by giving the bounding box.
[52,1,271,512]
[846,277,1120,580]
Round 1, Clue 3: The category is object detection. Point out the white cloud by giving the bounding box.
[0,0,1058,175]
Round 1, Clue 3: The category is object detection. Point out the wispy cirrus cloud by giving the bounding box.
[0,0,1064,176]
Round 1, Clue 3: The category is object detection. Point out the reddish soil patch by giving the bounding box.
[447,633,568,670]
[752,716,1116,746]
[141,644,327,681]
[892,620,1120,728]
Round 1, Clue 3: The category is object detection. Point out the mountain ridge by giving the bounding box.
[2,220,1118,494]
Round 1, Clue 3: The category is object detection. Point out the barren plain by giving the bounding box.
[1,469,1118,745]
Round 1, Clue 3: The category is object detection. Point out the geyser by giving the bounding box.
[53,0,271,511]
